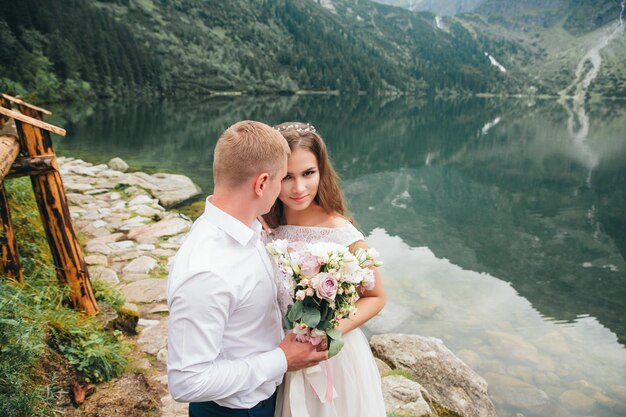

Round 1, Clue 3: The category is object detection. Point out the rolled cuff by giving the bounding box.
[252,347,288,382]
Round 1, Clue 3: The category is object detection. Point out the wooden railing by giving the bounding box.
[0,93,98,315]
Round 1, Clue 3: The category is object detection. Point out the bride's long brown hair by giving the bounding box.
[264,122,347,229]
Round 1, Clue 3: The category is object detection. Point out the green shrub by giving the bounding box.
[91,279,125,310]
[0,281,57,417]
[0,178,129,413]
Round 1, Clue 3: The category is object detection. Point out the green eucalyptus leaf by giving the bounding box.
[287,300,304,322]
[301,307,321,328]
[328,335,344,358]
[326,328,342,340]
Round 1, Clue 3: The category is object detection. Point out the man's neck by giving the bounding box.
[211,188,257,227]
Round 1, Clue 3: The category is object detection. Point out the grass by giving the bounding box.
[0,177,129,415]
[384,368,415,381]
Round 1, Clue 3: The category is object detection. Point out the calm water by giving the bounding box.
[51,96,626,417]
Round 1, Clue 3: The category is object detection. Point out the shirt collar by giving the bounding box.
[203,197,261,246]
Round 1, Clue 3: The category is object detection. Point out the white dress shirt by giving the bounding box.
[167,198,287,408]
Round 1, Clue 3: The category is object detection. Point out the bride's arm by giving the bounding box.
[336,240,386,335]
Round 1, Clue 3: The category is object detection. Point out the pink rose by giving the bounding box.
[315,273,338,301]
[298,254,321,277]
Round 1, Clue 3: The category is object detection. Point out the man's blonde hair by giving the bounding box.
[213,120,290,188]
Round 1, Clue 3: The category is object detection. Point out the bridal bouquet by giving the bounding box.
[266,239,382,358]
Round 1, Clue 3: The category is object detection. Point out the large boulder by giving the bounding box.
[108,157,130,172]
[370,334,497,417]
[122,172,201,207]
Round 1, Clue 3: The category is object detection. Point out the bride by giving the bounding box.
[264,122,387,417]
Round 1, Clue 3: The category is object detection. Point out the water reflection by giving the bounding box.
[52,95,626,416]
[363,228,626,417]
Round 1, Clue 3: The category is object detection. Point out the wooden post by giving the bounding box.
[0,182,23,283]
[15,105,98,315]
[0,116,23,283]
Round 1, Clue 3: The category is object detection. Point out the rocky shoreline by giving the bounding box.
[60,157,496,417]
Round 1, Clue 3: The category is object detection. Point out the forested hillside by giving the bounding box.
[0,0,623,103]
[0,0,527,102]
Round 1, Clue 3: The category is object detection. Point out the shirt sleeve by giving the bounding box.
[167,270,288,403]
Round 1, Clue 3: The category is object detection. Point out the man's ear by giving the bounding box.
[254,172,270,197]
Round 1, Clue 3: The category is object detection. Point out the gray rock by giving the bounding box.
[485,373,549,410]
[109,240,136,250]
[370,334,497,417]
[111,251,141,263]
[125,172,201,208]
[157,348,168,363]
[375,357,392,376]
[108,157,129,172]
[123,256,157,274]
[121,279,167,303]
[153,248,176,258]
[92,220,107,229]
[127,217,191,241]
[123,273,152,283]
[128,195,155,206]
[92,268,119,285]
[137,318,168,355]
[65,182,93,192]
[87,233,125,244]
[85,241,112,255]
[120,216,151,230]
[148,303,169,314]
[85,254,109,266]
[161,394,188,417]
[486,331,539,364]
[559,390,595,412]
[122,302,140,316]
[456,349,481,369]
[382,375,435,417]
[85,188,108,196]
[138,318,160,327]
[132,204,163,218]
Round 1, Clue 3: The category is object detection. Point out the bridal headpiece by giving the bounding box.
[275,122,316,134]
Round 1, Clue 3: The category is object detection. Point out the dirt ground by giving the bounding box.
[34,339,164,417]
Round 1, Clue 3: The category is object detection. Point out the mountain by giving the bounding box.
[372,0,486,15]
[462,0,626,96]
[0,0,623,102]
[0,0,528,101]
[475,0,622,35]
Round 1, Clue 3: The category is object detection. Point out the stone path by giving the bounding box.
[59,157,192,417]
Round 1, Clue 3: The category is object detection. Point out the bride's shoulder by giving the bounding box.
[319,214,353,229]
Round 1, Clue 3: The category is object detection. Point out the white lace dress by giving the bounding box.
[269,224,386,417]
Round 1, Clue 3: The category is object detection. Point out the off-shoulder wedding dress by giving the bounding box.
[269,223,386,417]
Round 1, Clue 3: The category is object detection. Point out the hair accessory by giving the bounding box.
[275,123,316,134]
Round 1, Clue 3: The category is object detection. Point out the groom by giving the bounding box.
[167,120,327,417]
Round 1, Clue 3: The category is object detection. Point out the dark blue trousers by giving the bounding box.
[188,391,277,417]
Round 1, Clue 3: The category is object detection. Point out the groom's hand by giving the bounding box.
[279,333,328,371]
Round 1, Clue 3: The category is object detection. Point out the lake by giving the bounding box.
[51,95,626,417]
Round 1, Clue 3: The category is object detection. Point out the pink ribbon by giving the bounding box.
[324,360,334,402]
